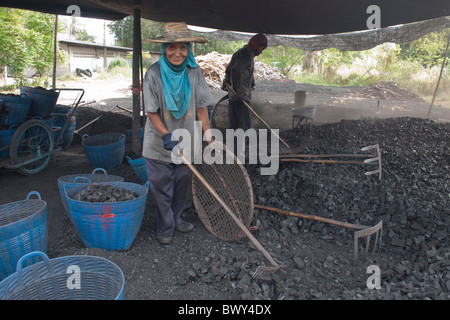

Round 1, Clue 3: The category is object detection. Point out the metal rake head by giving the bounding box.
[353,220,383,263]
[252,260,283,279]
[361,144,382,180]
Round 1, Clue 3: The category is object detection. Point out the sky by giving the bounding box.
[59,16,116,45]
[58,16,222,46]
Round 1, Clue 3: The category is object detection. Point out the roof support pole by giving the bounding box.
[52,14,58,89]
[132,3,142,154]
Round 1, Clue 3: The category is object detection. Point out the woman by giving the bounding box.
[143,22,214,245]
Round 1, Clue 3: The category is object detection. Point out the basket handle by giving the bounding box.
[145,181,149,191]
[26,191,42,200]
[119,134,125,141]
[16,251,50,273]
[82,134,89,141]
[92,168,107,175]
[8,124,19,132]
[73,177,91,184]
[15,251,56,297]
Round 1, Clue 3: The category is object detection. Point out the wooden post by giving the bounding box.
[132,4,142,154]
[427,31,450,118]
[52,15,58,89]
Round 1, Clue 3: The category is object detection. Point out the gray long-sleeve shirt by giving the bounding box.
[142,62,213,163]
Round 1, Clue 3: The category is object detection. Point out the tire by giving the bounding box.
[10,119,55,175]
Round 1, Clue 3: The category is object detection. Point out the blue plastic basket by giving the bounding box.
[0,192,48,281]
[0,251,124,300]
[82,133,125,170]
[126,155,148,183]
[126,127,144,146]
[57,168,124,221]
[0,125,19,158]
[65,181,149,251]
[0,94,32,126]
[20,86,59,118]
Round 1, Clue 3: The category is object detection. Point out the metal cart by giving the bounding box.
[0,88,84,175]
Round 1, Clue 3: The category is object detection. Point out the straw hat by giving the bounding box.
[145,22,207,44]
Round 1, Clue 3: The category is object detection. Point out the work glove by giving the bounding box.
[162,133,179,151]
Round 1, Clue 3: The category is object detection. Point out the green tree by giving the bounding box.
[401,30,450,68]
[258,45,304,76]
[0,8,61,87]
[108,18,244,55]
[191,33,244,55]
[108,18,164,52]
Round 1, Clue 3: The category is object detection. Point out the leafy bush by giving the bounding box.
[107,58,129,72]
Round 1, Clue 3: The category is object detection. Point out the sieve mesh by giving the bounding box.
[191,143,254,241]
[211,95,229,133]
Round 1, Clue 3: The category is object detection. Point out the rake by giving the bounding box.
[177,147,282,278]
[254,204,383,263]
[224,83,290,149]
[278,144,383,180]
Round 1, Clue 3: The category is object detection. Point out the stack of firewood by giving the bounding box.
[196,51,287,89]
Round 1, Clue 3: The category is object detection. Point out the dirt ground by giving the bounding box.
[0,78,449,305]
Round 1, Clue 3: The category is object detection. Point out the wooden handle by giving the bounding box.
[177,150,280,268]
[224,83,290,149]
[254,204,369,230]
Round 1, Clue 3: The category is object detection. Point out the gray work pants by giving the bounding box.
[145,158,192,236]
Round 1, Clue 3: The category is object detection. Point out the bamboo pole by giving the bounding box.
[427,30,450,118]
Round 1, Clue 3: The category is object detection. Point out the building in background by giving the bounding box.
[57,39,161,77]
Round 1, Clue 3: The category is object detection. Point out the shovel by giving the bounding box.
[177,149,282,278]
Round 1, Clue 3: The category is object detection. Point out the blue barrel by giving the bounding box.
[0,94,32,126]
[82,133,125,170]
[20,86,59,118]
[52,106,75,149]
[0,125,19,158]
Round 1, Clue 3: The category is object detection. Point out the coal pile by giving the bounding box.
[181,117,449,300]
[72,183,140,202]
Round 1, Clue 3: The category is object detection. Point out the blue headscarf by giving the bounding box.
[158,43,197,119]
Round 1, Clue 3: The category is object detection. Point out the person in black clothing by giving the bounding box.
[222,33,268,162]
